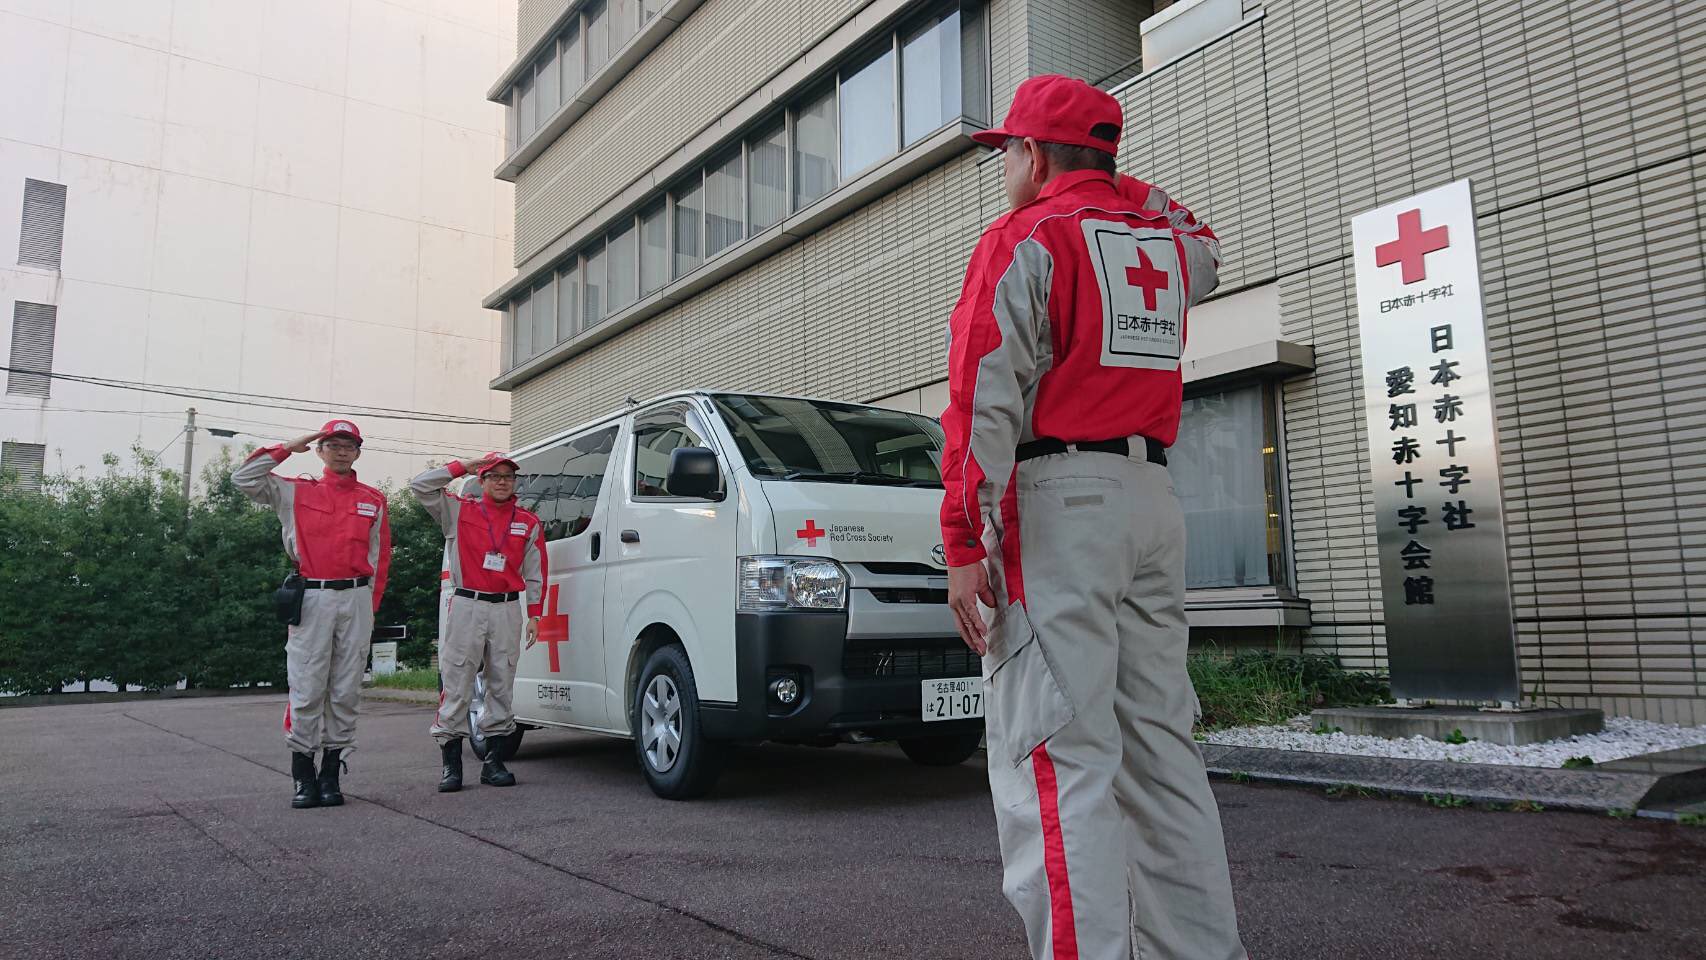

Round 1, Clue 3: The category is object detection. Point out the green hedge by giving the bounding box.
[0,448,444,695]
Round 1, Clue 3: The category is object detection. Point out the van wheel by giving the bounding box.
[468,672,523,762]
[898,729,984,766]
[632,645,726,800]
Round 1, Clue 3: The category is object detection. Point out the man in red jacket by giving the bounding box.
[410,453,546,791]
[234,419,391,810]
[940,76,1245,960]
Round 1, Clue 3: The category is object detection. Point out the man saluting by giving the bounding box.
[410,453,546,792]
[233,420,391,810]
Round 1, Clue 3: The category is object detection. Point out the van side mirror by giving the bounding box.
[666,447,723,500]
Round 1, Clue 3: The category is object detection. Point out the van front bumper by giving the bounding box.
[700,611,983,742]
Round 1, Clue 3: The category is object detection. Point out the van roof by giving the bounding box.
[502,389,926,461]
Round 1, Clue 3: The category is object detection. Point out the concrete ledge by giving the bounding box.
[361,686,439,706]
[1311,706,1603,746]
[1199,743,1666,813]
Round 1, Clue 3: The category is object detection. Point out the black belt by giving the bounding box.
[455,588,520,603]
[1016,436,1167,466]
[304,576,371,590]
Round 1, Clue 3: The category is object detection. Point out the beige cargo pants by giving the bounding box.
[981,448,1245,960]
[431,595,523,744]
[284,585,374,755]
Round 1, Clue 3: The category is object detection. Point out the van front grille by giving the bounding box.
[866,588,949,605]
[843,638,979,679]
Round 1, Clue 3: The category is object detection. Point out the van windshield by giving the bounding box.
[709,393,945,487]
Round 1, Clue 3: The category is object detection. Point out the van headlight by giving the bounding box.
[739,557,848,610]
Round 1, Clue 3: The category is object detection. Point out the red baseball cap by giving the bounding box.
[476,452,520,478]
[971,74,1123,154]
[320,418,363,444]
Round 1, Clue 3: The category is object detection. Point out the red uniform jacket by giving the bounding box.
[410,461,547,617]
[232,446,392,611]
[939,170,1221,566]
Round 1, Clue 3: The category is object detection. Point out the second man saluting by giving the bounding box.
[410,452,547,792]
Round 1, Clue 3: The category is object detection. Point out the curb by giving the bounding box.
[362,687,439,706]
[1199,743,1684,813]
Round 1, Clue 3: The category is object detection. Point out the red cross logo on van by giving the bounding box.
[797,520,826,547]
[537,584,569,672]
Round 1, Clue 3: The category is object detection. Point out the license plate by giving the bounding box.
[922,677,984,721]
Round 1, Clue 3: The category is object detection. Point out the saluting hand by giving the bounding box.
[460,454,493,473]
[948,562,997,655]
[284,430,325,454]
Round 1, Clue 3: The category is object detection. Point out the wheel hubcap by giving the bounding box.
[642,674,683,773]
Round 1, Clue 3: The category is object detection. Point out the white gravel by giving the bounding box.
[1202,715,1706,768]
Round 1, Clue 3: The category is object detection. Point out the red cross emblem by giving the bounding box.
[797,520,825,547]
[1125,248,1170,312]
[1375,208,1450,285]
[536,583,569,672]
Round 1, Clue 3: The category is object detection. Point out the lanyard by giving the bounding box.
[474,498,514,560]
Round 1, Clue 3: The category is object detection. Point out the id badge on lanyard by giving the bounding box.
[477,501,513,574]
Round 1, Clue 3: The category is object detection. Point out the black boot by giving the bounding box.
[291,752,320,809]
[480,735,516,787]
[318,749,346,807]
[438,739,463,793]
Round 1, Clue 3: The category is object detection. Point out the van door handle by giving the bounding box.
[620,529,640,544]
[590,532,601,561]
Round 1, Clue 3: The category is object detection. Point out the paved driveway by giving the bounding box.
[3,695,1701,959]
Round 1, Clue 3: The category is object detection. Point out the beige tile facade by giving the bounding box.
[499,0,1706,722]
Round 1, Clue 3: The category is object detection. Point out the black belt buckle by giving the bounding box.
[456,588,518,603]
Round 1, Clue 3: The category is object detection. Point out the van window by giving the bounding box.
[516,424,620,540]
[632,406,715,498]
[709,393,944,486]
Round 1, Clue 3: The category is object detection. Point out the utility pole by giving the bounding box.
[181,407,196,508]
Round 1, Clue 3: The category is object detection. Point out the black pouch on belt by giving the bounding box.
[273,572,305,626]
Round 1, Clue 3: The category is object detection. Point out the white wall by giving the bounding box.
[0,0,518,487]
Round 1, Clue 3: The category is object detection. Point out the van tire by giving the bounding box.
[632,645,726,800]
[898,730,985,766]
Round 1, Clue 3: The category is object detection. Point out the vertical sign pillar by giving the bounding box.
[1351,179,1520,703]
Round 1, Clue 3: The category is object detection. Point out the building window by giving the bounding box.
[7,301,56,397]
[642,0,665,25]
[1170,382,1288,590]
[562,25,584,96]
[611,0,639,52]
[585,1,609,72]
[583,240,606,326]
[748,121,787,232]
[516,73,536,142]
[638,200,668,295]
[512,292,533,366]
[839,45,897,179]
[537,42,561,123]
[902,7,962,145]
[1,441,47,491]
[704,150,744,258]
[607,217,638,313]
[530,277,555,355]
[794,86,837,209]
[556,262,580,341]
[672,177,703,279]
[18,179,67,271]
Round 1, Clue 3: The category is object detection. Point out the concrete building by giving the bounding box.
[1,0,517,488]
[487,0,1706,723]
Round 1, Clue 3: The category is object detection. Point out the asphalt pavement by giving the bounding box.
[3,694,1702,960]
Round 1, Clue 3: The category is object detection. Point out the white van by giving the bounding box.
[443,391,983,799]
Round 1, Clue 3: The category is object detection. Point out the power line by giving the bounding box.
[0,365,510,426]
[0,403,488,455]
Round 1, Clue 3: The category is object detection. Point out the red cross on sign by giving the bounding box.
[1125,248,1170,312]
[797,520,826,547]
[1375,208,1450,285]
[536,583,569,672]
